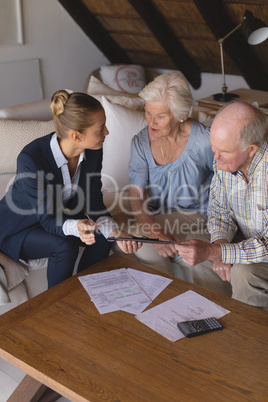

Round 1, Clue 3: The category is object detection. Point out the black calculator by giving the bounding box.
[177,317,223,338]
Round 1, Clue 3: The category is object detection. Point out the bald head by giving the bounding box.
[210,102,267,174]
[215,101,259,121]
[211,101,267,150]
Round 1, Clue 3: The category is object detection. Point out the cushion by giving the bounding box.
[100,94,145,111]
[0,98,52,121]
[0,119,55,174]
[0,265,11,304]
[86,76,145,111]
[191,105,216,122]
[0,251,28,291]
[99,65,146,94]
[0,282,28,314]
[87,75,125,96]
[0,173,15,199]
[101,96,147,192]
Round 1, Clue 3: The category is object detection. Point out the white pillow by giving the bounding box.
[101,96,147,192]
[100,65,146,94]
[104,95,144,111]
[91,93,145,112]
[0,119,55,174]
[87,76,145,111]
[87,75,124,96]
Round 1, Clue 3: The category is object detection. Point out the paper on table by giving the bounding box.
[136,290,230,342]
[78,268,172,315]
[127,268,172,301]
[79,268,150,315]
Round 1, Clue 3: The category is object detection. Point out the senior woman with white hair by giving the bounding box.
[127,72,228,290]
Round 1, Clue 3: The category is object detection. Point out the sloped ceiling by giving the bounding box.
[58,0,268,90]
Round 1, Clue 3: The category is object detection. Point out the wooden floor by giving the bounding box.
[0,358,70,402]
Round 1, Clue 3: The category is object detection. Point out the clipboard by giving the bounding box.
[108,236,178,244]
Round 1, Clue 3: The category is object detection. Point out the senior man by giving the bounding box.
[176,101,268,310]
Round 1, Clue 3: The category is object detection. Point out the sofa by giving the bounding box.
[0,65,217,314]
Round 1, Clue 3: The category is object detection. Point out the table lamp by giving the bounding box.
[213,10,268,102]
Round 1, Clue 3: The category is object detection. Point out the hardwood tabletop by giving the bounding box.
[0,254,267,402]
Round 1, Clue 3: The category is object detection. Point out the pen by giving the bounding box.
[83,209,96,227]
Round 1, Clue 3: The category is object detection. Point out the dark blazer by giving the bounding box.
[0,133,110,261]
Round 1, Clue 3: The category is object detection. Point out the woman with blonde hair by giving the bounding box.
[128,72,214,279]
[0,90,141,287]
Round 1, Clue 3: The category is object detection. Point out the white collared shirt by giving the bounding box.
[50,133,119,238]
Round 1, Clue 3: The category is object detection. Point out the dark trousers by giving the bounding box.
[20,227,112,288]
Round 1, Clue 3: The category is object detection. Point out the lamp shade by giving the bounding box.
[244,10,268,45]
[247,27,268,45]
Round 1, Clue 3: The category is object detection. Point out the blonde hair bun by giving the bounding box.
[50,90,70,117]
[49,90,103,139]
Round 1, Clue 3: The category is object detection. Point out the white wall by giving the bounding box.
[154,68,249,100]
[0,0,248,108]
[0,0,109,107]
[190,72,249,100]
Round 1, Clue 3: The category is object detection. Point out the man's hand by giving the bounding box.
[78,219,97,245]
[175,240,222,266]
[154,233,182,258]
[213,261,232,282]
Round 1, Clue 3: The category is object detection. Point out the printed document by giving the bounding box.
[136,290,230,342]
[79,268,172,315]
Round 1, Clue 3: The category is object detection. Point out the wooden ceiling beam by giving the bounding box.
[57,0,132,64]
[128,0,201,89]
[193,0,268,90]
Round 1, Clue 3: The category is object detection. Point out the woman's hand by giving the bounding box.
[78,219,98,245]
[109,229,143,254]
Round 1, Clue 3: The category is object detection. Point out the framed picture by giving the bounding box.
[0,0,23,45]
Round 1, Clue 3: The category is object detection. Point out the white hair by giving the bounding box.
[139,72,193,122]
[239,111,268,150]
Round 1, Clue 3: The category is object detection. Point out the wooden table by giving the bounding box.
[0,254,267,401]
[198,88,268,114]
